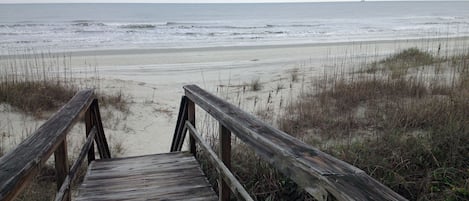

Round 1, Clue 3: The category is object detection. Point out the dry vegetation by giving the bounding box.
[2,47,468,201]
[0,52,129,200]
[200,48,469,201]
[278,48,469,200]
[0,53,129,117]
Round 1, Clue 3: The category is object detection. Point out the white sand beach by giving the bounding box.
[1,37,468,156]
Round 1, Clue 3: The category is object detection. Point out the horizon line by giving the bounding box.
[0,1,356,4]
[0,0,465,4]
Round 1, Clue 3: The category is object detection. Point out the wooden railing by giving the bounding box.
[171,85,407,201]
[0,89,110,201]
[0,86,408,201]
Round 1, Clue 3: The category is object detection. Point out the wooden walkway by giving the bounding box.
[76,152,217,201]
[0,86,407,201]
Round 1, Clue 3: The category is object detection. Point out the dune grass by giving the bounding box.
[249,78,262,91]
[198,47,469,201]
[3,47,468,200]
[365,47,438,78]
[0,53,128,117]
[0,52,129,200]
[277,48,469,200]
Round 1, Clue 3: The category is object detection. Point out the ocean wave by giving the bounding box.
[71,20,93,23]
[164,21,273,30]
[184,32,198,36]
[72,22,106,27]
[74,30,108,33]
[119,24,156,29]
[0,32,20,35]
[14,40,38,44]
[290,24,324,28]
[265,31,285,34]
[233,36,263,40]
[437,16,457,21]
[230,32,246,36]
[179,32,221,36]
[420,21,469,25]
[230,31,286,36]
[0,23,47,28]
[165,21,196,26]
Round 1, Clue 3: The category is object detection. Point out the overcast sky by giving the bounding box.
[0,0,462,3]
[0,0,358,3]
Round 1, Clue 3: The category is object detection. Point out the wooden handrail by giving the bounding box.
[170,96,188,152]
[55,126,97,201]
[185,122,253,201]
[0,89,111,201]
[176,84,407,201]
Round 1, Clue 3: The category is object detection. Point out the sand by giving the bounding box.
[1,37,468,157]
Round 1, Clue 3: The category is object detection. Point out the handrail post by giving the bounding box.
[171,96,188,152]
[54,138,70,201]
[187,99,196,156]
[91,99,111,159]
[219,124,231,201]
[182,85,407,201]
[85,107,96,163]
[0,89,96,201]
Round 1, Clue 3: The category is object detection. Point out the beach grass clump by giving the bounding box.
[275,82,285,93]
[0,80,77,116]
[197,142,314,201]
[98,89,130,113]
[368,48,437,77]
[0,52,129,201]
[191,48,468,201]
[0,79,129,116]
[290,68,299,82]
[276,51,469,200]
[0,53,129,116]
[250,78,262,91]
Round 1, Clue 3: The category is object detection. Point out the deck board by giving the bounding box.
[76,152,217,201]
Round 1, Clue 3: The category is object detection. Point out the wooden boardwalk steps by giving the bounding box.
[76,152,217,201]
[0,87,407,201]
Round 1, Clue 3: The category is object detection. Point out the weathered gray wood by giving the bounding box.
[91,99,111,159]
[186,122,254,201]
[75,152,217,201]
[219,123,231,201]
[171,96,188,152]
[54,139,70,201]
[187,99,196,155]
[85,107,96,163]
[183,84,407,201]
[55,126,97,201]
[0,89,94,201]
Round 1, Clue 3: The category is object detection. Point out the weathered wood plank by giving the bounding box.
[186,122,254,201]
[55,126,97,201]
[53,139,70,201]
[85,107,96,164]
[91,99,111,159]
[76,152,217,201]
[0,89,95,201]
[219,123,231,201]
[171,96,188,152]
[183,84,406,201]
[187,99,196,155]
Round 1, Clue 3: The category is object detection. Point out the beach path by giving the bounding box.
[75,152,217,201]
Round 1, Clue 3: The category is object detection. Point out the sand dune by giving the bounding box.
[1,37,468,156]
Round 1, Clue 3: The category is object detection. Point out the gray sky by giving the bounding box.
[0,0,455,3]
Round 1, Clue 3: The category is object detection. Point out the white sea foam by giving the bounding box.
[0,2,468,52]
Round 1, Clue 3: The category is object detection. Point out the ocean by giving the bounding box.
[0,2,468,52]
